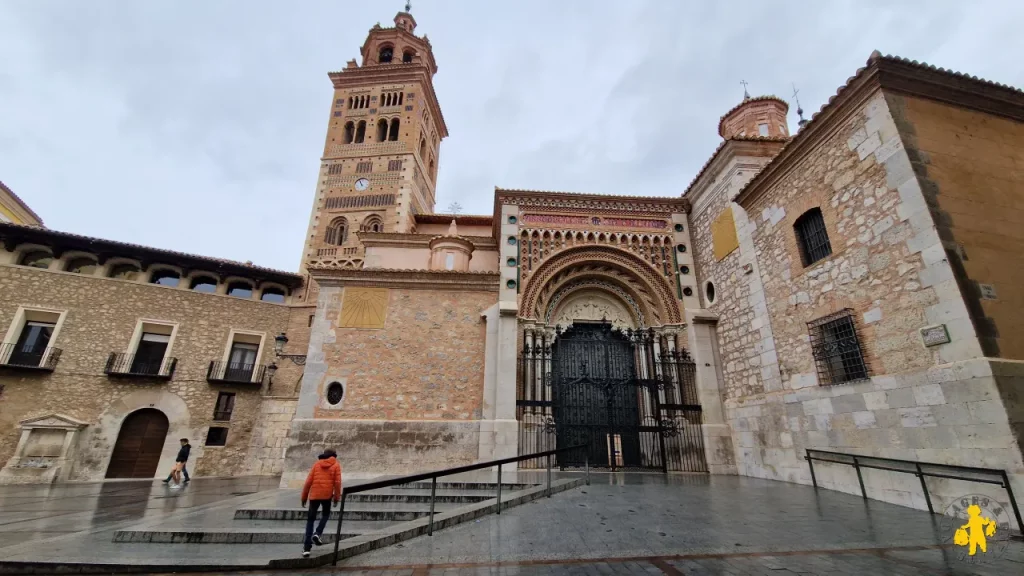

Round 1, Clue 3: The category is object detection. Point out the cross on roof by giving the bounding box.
[740,80,750,99]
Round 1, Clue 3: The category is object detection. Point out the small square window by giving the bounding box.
[808,310,869,385]
[206,426,229,446]
[333,111,342,117]
[213,392,235,421]
[758,123,769,136]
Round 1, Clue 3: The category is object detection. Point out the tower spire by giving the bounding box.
[405,1,411,12]
[792,83,808,129]
[740,79,750,100]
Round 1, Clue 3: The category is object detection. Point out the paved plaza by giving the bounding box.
[1,473,1022,574]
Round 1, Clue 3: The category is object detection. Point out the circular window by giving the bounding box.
[674,223,684,232]
[705,281,716,304]
[507,237,517,245]
[506,279,517,289]
[507,257,517,267]
[508,215,517,224]
[676,244,687,253]
[326,382,344,405]
[683,287,694,297]
[679,265,690,275]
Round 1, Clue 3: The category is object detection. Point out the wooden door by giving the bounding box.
[105,409,169,478]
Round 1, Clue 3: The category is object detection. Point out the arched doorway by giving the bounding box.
[105,409,169,478]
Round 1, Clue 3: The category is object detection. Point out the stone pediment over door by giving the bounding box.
[19,414,89,431]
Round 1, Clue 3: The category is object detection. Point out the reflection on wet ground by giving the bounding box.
[0,476,278,549]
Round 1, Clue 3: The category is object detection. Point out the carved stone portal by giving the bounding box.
[549,290,637,330]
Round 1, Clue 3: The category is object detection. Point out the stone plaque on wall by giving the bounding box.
[711,206,739,261]
[339,288,390,329]
[920,324,950,347]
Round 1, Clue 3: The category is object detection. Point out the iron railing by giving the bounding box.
[330,444,588,565]
[806,448,1022,534]
[104,352,177,379]
[206,360,266,385]
[0,342,62,371]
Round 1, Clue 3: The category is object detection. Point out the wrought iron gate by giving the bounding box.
[516,322,707,472]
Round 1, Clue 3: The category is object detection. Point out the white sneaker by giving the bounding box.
[302,550,310,557]
[312,534,323,546]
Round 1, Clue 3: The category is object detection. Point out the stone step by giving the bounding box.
[234,501,463,522]
[113,520,397,544]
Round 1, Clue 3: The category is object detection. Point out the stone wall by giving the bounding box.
[891,94,1024,360]
[727,89,1024,527]
[245,397,297,476]
[281,282,494,485]
[0,265,292,481]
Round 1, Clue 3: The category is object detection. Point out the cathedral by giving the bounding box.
[1,8,1022,528]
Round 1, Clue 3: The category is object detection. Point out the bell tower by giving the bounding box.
[299,5,448,275]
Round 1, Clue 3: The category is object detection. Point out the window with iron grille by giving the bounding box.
[327,164,343,175]
[808,309,868,385]
[356,161,372,174]
[794,208,832,266]
[387,159,403,171]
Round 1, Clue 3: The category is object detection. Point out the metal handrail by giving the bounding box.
[331,444,588,564]
[805,448,1022,533]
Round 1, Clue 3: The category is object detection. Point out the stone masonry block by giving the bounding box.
[856,132,882,160]
[899,407,937,428]
[831,394,867,414]
[912,384,946,406]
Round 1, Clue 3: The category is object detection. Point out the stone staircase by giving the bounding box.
[113,477,582,566]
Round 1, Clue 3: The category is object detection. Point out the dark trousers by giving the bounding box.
[165,463,189,482]
[304,499,331,551]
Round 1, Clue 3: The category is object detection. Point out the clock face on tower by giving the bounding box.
[354,178,369,191]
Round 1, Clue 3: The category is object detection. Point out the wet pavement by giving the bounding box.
[2,473,1023,574]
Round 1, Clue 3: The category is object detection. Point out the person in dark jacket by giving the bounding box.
[162,439,191,486]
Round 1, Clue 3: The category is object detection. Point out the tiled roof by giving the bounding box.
[717,95,789,135]
[733,51,1024,207]
[681,135,790,199]
[0,180,44,226]
[495,187,686,204]
[0,221,302,285]
[414,213,492,226]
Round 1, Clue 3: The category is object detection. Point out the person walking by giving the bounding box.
[162,438,191,486]
[300,449,342,557]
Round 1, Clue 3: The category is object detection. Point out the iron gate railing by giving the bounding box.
[516,323,707,473]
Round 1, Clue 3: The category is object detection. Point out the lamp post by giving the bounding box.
[273,332,306,365]
[266,361,278,391]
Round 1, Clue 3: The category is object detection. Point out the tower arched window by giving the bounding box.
[419,138,427,160]
[376,119,389,142]
[347,96,353,109]
[388,118,400,141]
[325,217,349,246]
[429,158,435,179]
[343,121,355,144]
[403,50,414,63]
[354,120,366,144]
[362,214,384,233]
[378,46,393,63]
[794,208,832,267]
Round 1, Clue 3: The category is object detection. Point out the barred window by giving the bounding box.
[794,208,832,266]
[327,164,343,175]
[388,159,403,171]
[356,161,372,174]
[808,309,868,385]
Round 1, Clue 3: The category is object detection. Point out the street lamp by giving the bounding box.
[266,361,278,389]
[273,332,306,366]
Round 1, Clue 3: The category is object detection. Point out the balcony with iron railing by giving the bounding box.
[206,360,266,385]
[104,352,177,379]
[0,342,62,372]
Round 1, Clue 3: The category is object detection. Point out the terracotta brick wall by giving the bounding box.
[892,95,1024,360]
[315,288,489,420]
[0,265,291,479]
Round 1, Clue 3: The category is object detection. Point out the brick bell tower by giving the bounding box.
[298,4,448,281]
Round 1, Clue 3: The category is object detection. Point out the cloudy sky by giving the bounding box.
[1,1,1021,272]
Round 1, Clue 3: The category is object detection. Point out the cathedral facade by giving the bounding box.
[2,8,1023,529]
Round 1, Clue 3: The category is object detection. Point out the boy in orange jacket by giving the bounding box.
[300,449,342,556]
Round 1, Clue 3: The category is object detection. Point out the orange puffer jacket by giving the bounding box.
[302,456,342,502]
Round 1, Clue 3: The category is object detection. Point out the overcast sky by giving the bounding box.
[1,1,1021,272]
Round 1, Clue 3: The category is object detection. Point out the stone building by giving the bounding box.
[0,222,305,482]
[3,6,1023,530]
